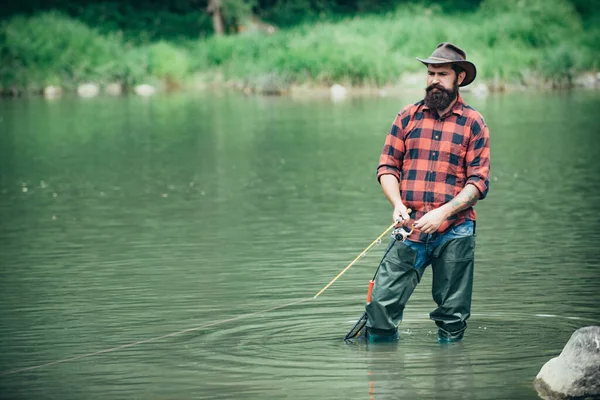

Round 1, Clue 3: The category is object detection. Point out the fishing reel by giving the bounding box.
[392,222,414,242]
[391,209,414,241]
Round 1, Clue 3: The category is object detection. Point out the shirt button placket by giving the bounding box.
[426,119,443,212]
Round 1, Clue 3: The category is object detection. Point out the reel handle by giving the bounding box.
[393,208,414,241]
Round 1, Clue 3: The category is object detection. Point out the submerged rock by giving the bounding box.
[533,326,600,400]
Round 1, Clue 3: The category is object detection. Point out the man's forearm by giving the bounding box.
[380,174,403,207]
[440,184,480,218]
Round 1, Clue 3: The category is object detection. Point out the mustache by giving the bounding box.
[426,83,448,93]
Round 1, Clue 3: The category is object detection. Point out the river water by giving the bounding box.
[0,90,599,399]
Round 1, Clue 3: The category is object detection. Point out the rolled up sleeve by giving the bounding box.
[465,117,491,199]
[376,114,406,182]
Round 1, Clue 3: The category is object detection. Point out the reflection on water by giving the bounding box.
[0,91,599,399]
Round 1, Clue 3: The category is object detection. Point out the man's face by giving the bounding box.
[426,64,460,92]
[424,64,463,112]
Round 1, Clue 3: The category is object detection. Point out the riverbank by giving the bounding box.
[2,0,599,97]
[22,75,600,104]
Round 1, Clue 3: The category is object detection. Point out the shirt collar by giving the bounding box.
[422,93,465,117]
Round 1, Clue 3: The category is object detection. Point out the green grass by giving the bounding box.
[1,0,598,93]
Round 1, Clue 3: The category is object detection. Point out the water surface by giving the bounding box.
[1,90,599,399]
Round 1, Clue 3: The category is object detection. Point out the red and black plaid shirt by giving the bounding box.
[377,93,490,242]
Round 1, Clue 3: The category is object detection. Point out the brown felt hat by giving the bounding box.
[416,42,477,87]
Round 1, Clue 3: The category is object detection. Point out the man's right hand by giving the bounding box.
[379,175,410,227]
[393,204,411,227]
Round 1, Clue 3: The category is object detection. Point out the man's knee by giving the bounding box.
[366,241,421,331]
[430,236,475,330]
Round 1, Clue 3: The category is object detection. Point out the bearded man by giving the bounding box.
[365,42,491,343]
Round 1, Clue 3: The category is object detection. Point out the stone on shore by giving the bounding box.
[574,73,599,89]
[105,83,123,96]
[43,86,63,98]
[77,83,100,98]
[134,84,156,97]
[533,326,600,400]
[330,84,347,101]
[252,73,286,95]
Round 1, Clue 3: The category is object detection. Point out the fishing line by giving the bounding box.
[1,298,311,376]
[2,223,399,376]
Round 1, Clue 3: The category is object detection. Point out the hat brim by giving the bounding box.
[416,58,477,87]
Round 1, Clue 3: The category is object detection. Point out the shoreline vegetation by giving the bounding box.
[1,0,599,98]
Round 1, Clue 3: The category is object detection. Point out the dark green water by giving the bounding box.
[1,90,599,399]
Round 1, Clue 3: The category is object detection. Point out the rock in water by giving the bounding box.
[534,326,600,399]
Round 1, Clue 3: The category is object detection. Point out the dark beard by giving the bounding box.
[424,77,459,112]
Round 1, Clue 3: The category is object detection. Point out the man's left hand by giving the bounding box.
[413,207,449,234]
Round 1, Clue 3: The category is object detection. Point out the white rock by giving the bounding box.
[574,73,597,89]
[105,83,123,96]
[134,84,156,97]
[77,83,100,98]
[330,84,347,101]
[43,86,62,98]
[534,326,600,399]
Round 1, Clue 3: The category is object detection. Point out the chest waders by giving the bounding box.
[346,231,475,343]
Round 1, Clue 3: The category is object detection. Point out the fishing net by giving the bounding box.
[344,312,368,342]
[343,226,411,342]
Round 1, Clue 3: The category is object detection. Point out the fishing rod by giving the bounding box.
[313,210,413,299]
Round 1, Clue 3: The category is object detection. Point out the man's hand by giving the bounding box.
[413,207,449,234]
[393,203,411,227]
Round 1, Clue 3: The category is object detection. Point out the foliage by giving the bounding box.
[0,0,598,91]
[1,1,213,43]
[4,0,596,41]
[146,41,191,79]
[479,0,583,47]
[0,12,123,88]
[189,0,598,85]
[222,0,258,30]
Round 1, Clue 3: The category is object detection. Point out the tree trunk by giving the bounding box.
[207,0,224,36]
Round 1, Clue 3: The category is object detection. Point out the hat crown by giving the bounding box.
[431,42,467,62]
[415,42,476,87]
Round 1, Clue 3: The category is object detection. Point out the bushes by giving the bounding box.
[1,1,598,92]
[146,41,190,80]
[479,0,583,48]
[190,1,598,87]
[0,12,137,89]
